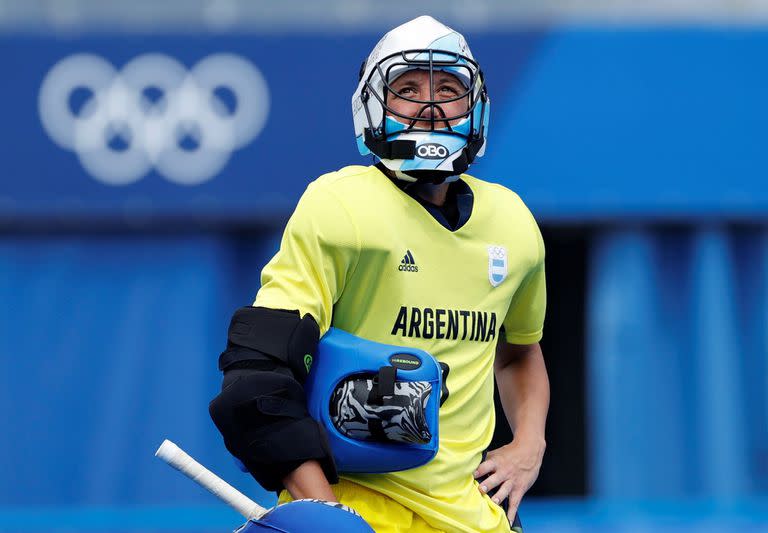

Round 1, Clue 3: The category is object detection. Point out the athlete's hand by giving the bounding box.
[474,437,545,523]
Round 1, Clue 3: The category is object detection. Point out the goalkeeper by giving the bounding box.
[210,15,549,533]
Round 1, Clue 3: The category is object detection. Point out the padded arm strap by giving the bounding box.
[219,306,320,382]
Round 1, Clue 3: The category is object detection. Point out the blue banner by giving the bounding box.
[0,33,531,223]
[1,30,768,221]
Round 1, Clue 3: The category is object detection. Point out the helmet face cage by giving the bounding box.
[360,49,488,145]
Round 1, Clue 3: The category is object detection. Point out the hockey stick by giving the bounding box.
[155,439,267,521]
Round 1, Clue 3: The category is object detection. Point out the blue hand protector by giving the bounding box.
[304,328,443,473]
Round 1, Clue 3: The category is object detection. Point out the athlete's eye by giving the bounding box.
[396,87,417,97]
[437,85,460,97]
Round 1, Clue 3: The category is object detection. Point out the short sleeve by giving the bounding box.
[254,182,360,334]
[502,215,546,345]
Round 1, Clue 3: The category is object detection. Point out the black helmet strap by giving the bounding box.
[450,135,484,174]
[364,128,416,160]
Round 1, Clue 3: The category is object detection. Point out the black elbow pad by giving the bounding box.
[209,370,338,491]
[219,306,320,383]
[210,306,335,491]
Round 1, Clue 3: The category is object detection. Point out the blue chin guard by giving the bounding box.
[305,328,443,473]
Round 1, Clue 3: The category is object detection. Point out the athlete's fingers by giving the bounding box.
[477,471,504,494]
[473,458,496,479]
[488,480,513,505]
[506,489,525,523]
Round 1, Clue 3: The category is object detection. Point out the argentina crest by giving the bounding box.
[487,245,508,287]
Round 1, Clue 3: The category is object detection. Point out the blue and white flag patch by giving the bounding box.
[487,245,508,287]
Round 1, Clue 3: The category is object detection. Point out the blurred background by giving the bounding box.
[1,0,767,531]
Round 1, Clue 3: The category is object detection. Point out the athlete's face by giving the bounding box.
[387,69,469,130]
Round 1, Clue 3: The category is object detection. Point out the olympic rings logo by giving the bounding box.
[38,53,270,186]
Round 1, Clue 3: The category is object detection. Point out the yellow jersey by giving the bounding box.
[255,165,545,532]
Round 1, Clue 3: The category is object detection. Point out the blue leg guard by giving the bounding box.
[235,500,373,533]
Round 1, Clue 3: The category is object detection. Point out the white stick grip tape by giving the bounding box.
[155,439,267,520]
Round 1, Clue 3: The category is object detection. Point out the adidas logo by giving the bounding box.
[398,250,419,272]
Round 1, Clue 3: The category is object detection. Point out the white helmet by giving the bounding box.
[352,16,490,183]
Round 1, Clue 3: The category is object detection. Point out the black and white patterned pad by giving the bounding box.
[330,376,433,444]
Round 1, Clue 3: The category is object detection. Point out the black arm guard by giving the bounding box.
[219,306,319,382]
[209,307,338,491]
